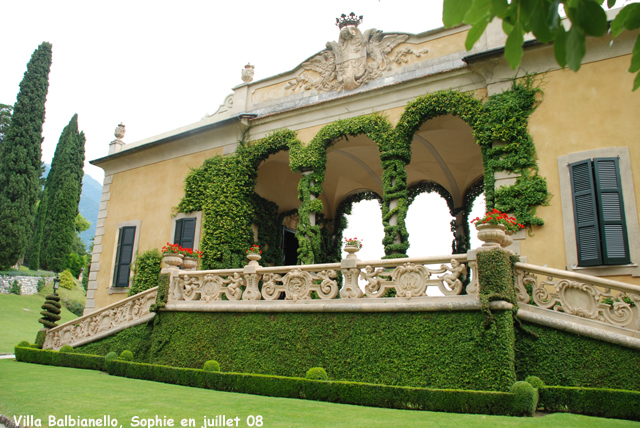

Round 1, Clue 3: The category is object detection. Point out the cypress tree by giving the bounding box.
[0,43,52,270]
[39,114,85,272]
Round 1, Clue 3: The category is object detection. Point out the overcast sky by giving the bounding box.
[1,0,485,256]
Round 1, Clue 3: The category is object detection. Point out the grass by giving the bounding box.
[0,293,77,353]
[1,360,638,428]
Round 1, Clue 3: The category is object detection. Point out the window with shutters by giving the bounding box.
[113,226,136,288]
[559,147,640,277]
[570,158,630,266]
[170,212,202,251]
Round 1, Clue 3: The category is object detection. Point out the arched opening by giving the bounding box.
[254,149,301,265]
[406,114,484,254]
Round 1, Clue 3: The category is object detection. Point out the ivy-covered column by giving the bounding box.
[381,158,409,258]
[296,168,323,264]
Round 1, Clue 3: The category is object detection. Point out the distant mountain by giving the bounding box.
[42,163,102,247]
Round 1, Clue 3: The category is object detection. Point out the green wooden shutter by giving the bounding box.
[173,219,183,245]
[593,157,630,265]
[570,160,602,267]
[180,218,196,249]
[114,226,136,287]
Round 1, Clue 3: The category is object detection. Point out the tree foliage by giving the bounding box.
[0,103,12,157]
[0,43,52,270]
[443,0,640,90]
[29,114,86,272]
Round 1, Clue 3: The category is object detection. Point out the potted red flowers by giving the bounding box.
[161,243,202,268]
[246,244,262,266]
[471,209,524,249]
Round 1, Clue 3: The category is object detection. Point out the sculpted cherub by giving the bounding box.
[360,265,385,295]
[441,259,467,292]
[226,272,244,300]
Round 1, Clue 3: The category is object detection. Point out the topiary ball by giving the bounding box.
[510,381,539,416]
[59,345,74,353]
[203,360,220,372]
[305,367,328,380]
[16,340,30,348]
[525,375,545,389]
[105,352,118,363]
[119,350,134,361]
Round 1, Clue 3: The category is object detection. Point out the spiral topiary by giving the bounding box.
[305,367,328,380]
[119,350,134,361]
[59,345,74,353]
[38,294,62,329]
[203,360,220,372]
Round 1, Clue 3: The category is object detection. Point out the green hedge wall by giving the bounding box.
[76,322,154,361]
[515,322,640,391]
[106,360,535,416]
[15,346,106,371]
[540,386,640,421]
[82,310,516,391]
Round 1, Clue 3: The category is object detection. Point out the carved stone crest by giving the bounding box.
[285,15,428,94]
[241,63,254,83]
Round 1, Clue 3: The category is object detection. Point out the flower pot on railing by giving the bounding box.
[476,223,506,250]
[344,245,360,260]
[247,253,261,266]
[163,253,183,267]
[501,230,514,249]
[181,256,198,269]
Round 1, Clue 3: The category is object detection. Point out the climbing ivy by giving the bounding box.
[178,81,548,268]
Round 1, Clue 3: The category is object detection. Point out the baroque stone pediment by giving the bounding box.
[285,26,429,94]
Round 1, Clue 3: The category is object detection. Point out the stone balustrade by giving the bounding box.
[43,287,157,350]
[166,253,476,305]
[514,262,640,333]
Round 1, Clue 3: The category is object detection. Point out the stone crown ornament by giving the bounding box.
[336,12,363,29]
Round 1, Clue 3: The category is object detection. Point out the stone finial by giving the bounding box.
[114,123,126,139]
[241,63,254,83]
[109,123,126,155]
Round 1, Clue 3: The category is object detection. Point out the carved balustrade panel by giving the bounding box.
[515,265,640,331]
[43,288,157,350]
[262,268,339,301]
[358,259,468,299]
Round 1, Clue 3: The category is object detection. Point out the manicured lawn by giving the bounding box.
[1,360,638,428]
[0,294,77,353]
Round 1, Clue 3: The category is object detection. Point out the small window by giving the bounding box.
[174,217,196,249]
[569,157,630,266]
[114,226,136,287]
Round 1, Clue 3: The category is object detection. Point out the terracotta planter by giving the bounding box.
[476,224,506,249]
[181,256,198,269]
[163,253,183,267]
[246,252,261,266]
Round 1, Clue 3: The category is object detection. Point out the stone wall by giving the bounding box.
[0,276,53,295]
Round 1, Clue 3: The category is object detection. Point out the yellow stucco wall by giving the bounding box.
[523,54,640,285]
[94,147,223,309]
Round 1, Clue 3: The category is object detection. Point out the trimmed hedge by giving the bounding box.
[15,346,106,371]
[121,310,517,391]
[515,322,640,391]
[540,386,640,421]
[106,359,535,416]
[76,322,154,361]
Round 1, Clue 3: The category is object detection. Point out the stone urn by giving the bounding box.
[163,253,183,267]
[344,244,360,260]
[181,256,198,270]
[501,230,514,248]
[476,224,506,250]
[247,252,261,266]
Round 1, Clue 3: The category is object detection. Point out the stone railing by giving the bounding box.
[166,253,477,305]
[514,263,640,332]
[43,287,157,350]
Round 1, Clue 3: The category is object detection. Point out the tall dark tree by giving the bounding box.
[0,103,12,157]
[35,114,85,272]
[0,43,52,270]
